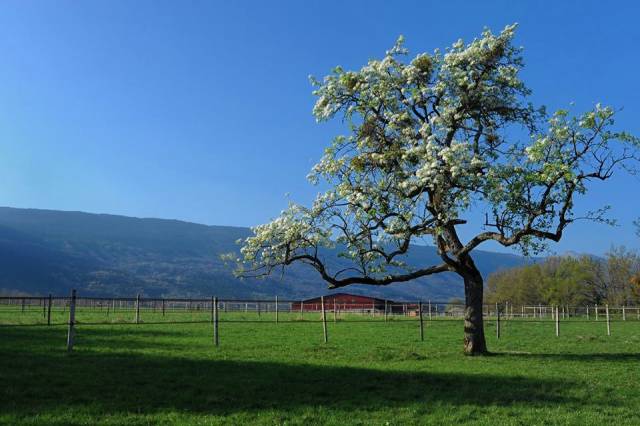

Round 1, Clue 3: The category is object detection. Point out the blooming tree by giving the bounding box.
[236,25,639,354]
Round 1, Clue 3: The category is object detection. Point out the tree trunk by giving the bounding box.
[460,256,488,355]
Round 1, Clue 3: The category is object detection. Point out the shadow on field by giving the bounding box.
[1,327,583,418]
[493,351,640,363]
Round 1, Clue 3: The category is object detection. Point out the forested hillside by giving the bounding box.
[0,207,531,300]
[486,249,640,306]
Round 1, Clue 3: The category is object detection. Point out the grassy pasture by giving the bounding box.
[1,307,639,425]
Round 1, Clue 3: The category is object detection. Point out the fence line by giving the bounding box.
[1,292,638,351]
[2,295,638,320]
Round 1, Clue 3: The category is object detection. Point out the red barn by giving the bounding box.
[291,293,409,313]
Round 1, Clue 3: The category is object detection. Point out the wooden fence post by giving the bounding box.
[606,304,611,336]
[333,299,337,323]
[162,299,165,317]
[384,300,388,322]
[67,289,76,352]
[622,306,626,321]
[275,296,279,323]
[321,296,328,343]
[211,296,215,323]
[274,296,278,324]
[496,303,500,339]
[586,305,589,320]
[135,294,141,324]
[595,304,599,321]
[428,300,432,320]
[419,301,424,342]
[46,294,52,326]
[213,296,219,346]
[555,305,560,337]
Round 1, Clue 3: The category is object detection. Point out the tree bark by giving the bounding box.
[460,256,488,355]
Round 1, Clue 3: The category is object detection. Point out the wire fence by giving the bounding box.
[1,294,637,323]
[1,292,637,350]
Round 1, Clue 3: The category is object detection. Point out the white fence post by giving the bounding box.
[321,296,328,343]
[213,296,219,346]
[496,303,501,339]
[419,301,424,341]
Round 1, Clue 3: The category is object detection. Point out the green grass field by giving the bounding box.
[1,307,639,425]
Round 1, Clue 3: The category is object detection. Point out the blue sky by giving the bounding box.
[0,0,638,255]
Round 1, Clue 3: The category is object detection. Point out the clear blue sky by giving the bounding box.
[0,0,638,255]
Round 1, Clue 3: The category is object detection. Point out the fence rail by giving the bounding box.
[1,295,637,319]
[1,292,637,351]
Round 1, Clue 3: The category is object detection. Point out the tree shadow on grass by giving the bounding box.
[491,351,640,363]
[0,326,585,420]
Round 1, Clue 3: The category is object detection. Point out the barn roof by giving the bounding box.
[298,293,392,303]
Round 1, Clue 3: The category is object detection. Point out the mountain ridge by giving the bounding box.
[0,206,532,301]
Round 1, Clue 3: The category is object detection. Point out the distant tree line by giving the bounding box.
[485,247,640,306]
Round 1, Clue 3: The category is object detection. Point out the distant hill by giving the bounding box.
[0,207,533,301]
